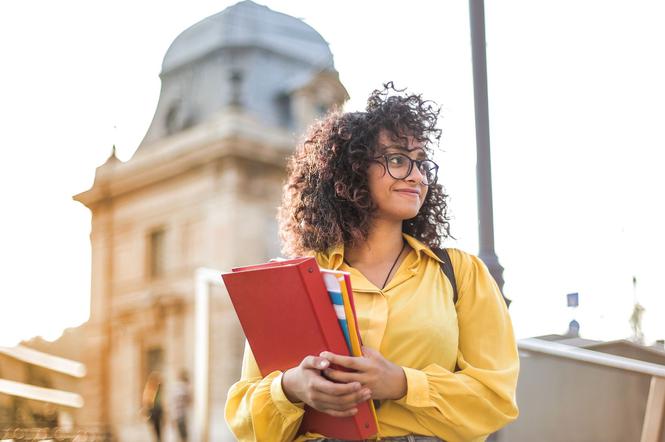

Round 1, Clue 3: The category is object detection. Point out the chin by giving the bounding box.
[396,208,421,220]
[375,203,422,221]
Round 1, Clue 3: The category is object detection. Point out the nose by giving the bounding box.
[405,161,426,184]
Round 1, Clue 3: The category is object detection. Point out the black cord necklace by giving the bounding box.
[344,240,407,290]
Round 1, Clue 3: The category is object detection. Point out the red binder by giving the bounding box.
[222,257,378,440]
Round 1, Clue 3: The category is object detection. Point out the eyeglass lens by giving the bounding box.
[385,154,438,184]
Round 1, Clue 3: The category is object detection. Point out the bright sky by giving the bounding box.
[1,1,664,347]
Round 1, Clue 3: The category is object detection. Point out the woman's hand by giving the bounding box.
[320,347,407,401]
[281,355,372,417]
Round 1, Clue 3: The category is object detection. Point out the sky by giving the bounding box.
[1,1,664,347]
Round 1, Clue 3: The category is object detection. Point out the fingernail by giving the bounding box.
[319,360,328,368]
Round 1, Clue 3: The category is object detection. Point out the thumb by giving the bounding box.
[303,355,330,370]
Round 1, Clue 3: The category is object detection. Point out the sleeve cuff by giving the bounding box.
[395,366,432,408]
[270,372,305,416]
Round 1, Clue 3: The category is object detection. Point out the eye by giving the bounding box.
[419,160,435,172]
[387,154,408,167]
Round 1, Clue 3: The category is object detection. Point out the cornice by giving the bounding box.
[74,110,295,209]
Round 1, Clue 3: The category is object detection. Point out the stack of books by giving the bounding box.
[222,257,378,439]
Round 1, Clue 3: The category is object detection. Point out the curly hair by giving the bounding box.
[278,82,452,257]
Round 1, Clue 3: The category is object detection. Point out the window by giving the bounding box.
[145,347,164,378]
[148,229,166,278]
[276,93,293,128]
[316,103,329,117]
[165,101,182,135]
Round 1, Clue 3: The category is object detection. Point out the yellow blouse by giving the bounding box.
[225,234,519,441]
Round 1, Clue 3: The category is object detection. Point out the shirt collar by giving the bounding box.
[323,233,442,271]
[325,243,345,270]
[403,233,443,266]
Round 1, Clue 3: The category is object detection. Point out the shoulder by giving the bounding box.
[440,248,499,301]
[439,248,481,273]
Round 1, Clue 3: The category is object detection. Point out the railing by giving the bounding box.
[0,379,83,409]
[519,338,665,442]
[0,425,111,441]
[0,347,86,378]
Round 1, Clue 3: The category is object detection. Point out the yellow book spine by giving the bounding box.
[336,274,379,426]
[337,274,362,357]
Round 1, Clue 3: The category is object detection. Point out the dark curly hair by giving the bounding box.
[278,82,452,257]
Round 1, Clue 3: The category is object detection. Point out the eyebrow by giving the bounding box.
[382,144,428,159]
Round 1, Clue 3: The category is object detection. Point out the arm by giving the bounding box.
[225,341,369,442]
[224,341,305,442]
[394,250,519,440]
[323,250,519,441]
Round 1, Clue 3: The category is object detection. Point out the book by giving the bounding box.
[222,257,378,440]
[321,271,352,350]
[320,270,363,356]
[320,270,378,421]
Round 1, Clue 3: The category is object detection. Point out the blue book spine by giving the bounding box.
[329,291,352,351]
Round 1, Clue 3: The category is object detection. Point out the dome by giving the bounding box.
[162,0,334,73]
[134,0,346,151]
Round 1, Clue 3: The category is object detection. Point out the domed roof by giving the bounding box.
[162,0,334,73]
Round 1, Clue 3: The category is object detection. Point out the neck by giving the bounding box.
[345,218,405,266]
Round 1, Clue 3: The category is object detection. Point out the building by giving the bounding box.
[72,1,347,440]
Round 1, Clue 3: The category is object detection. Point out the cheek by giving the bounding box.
[367,165,389,198]
[420,188,429,208]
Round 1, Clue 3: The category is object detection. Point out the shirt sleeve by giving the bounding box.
[394,249,519,441]
[224,341,306,442]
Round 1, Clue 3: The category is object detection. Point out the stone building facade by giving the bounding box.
[73,1,347,439]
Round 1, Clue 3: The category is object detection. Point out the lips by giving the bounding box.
[394,188,421,197]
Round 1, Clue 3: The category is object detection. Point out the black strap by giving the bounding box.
[432,248,461,374]
[433,248,458,305]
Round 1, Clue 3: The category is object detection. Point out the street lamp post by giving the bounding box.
[469,0,509,305]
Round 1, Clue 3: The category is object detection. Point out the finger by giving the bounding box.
[323,368,363,384]
[301,355,330,371]
[361,346,379,357]
[321,407,358,418]
[320,351,366,370]
[310,388,372,410]
[333,387,372,406]
[312,376,361,396]
[311,394,363,411]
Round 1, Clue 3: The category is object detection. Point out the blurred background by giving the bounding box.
[1,1,664,441]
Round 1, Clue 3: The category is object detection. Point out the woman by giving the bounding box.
[225,83,519,441]
[142,371,164,442]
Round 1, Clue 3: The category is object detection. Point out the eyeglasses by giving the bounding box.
[373,153,439,186]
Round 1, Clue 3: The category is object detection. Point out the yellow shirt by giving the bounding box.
[225,234,519,441]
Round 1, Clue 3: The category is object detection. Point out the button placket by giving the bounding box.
[362,292,388,351]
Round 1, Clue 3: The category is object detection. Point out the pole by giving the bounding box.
[469,0,509,305]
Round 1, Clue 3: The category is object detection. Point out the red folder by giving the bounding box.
[222,257,378,440]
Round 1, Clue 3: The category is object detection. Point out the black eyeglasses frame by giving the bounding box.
[372,153,439,186]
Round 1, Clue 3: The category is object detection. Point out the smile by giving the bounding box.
[394,189,420,198]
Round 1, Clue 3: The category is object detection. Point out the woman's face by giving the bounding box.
[367,130,430,222]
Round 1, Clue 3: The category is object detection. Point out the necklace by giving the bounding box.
[344,240,407,290]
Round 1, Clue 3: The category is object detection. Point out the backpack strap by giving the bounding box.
[432,248,458,305]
